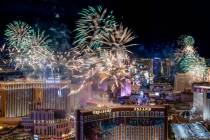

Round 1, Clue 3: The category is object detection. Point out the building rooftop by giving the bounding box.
[79,105,168,114]
[32,109,67,119]
[193,82,210,88]
[171,123,210,139]
[0,117,21,125]
[0,79,70,84]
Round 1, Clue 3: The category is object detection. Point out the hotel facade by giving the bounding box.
[76,105,168,140]
[193,82,210,120]
[0,80,71,117]
[22,109,74,140]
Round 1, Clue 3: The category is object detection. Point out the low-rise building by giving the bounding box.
[171,123,210,140]
[192,82,210,121]
[22,109,74,140]
[0,125,32,140]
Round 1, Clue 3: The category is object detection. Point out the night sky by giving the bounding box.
[0,0,210,58]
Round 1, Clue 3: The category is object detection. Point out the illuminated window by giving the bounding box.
[140,111,144,116]
[155,111,159,117]
[44,129,46,135]
[116,112,119,117]
[150,111,154,116]
[131,111,136,116]
[126,111,130,116]
[160,112,164,117]
[111,112,114,118]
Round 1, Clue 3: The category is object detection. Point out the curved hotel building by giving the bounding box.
[76,105,168,140]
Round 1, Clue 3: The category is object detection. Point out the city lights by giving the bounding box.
[0,1,210,140]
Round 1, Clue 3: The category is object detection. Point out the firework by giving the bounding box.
[68,48,136,95]
[178,54,201,73]
[43,40,134,96]
[176,36,207,81]
[0,44,11,65]
[175,35,196,64]
[3,7,140,97]
[99,50,133,92]
[5,21,53,76]
[74,5,117,49]
[5,21,33,51]
[188,58,207,81]
[30,28,51,49]
[177,35,195,47]
[27,28,53,69]
[24,30,52,66]
[100,24,136,50]
[176,45,198,73]
[5,25,55,79]
[69,6,138,95]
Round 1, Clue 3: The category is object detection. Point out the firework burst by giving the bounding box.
[69,6,140,95]
[5,22,55,78]
[175,45,196,64]
[74,6,117,49]
[5,21,33,51]
[68,48,136,95]
[0,44,12,65]
[96,49,132,92]
[27,28,53,69]
[177,35,195,47]
[176,35,207,81]
[30,29,52,49]
[188,58,207,81]
[100,24,136,50]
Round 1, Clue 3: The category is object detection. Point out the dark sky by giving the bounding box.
[0,0,210,57]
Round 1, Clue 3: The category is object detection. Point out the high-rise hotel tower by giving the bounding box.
[0,79,71,117]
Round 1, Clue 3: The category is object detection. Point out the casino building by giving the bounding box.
[76,105,168,140]
[0,80,71,117]
[192,82,210,120]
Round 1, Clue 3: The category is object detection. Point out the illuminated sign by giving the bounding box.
[46,77,61,83]
[134,107,151,111]
[92,109,112,115]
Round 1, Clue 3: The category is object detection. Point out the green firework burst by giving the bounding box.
[178,35,195,46]
[74,5,117,49]
[30,28,52,49]
[4,21,34,51]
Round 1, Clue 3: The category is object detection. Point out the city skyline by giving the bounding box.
[0,1,210,140]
